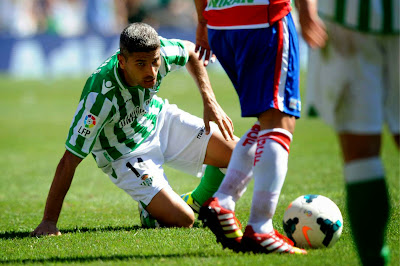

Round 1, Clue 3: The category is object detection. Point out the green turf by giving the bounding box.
[0,71,398,265]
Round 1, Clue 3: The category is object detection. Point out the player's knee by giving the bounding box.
[168,207,194,228]
[155,208,194,228]
[204,133,238,167]
[168,204,195,228]
[339,134,381,162]
[177,211,195,228]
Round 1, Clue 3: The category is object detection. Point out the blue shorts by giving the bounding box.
[208,13,300,118]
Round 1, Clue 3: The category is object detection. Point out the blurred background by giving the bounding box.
[0,0,307,79]
[0,0,201,79]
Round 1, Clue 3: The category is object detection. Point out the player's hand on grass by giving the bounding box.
[30,220,61,237]
[195,22,216,66]
[203,99,234,141]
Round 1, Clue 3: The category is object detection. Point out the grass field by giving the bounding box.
[0,70,398,265]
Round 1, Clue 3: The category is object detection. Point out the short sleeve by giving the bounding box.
[159,37,189,75]
[65,92,113,158]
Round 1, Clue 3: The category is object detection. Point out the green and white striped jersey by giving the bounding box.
[318,0,399,34]
[65,37,189,167]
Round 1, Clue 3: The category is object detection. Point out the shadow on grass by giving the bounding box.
[0,251,223,264]
[0,221,203,240]
[0,225,142,240]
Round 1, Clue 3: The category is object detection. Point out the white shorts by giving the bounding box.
[101,102,217,206]
[306,22,399,134]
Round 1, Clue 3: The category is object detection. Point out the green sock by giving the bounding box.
[346,179,390,266]
[191,165,225,205]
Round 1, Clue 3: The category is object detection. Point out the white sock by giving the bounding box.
[213,123,259,211]
[213,192,236,211]
[344,157,384,184]
[248,191,279,233]
[248,128,292,234]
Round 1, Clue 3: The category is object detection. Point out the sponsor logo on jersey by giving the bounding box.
[84,114,96,128]
[197,127,205,139]
[140,174,153,186]
[207,0,260,9]
[78,126,92,137]
[126,159,153,186]
[102,79,115,94]
[119,105,148,128]
[77,113,98,138]
[119,99,151,128]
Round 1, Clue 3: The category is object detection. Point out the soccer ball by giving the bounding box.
[283,195,343,249]
[138,203,160,228]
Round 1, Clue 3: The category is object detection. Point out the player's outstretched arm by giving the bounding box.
[31,150,82,237]
[194,0,215,66]
[183,40,234,141]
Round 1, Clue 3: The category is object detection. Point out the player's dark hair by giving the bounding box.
[120,23,160,58]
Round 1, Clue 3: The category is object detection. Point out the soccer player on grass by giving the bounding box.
[296,0,398,265]
[191,0,307,255]
[31,22,237,236]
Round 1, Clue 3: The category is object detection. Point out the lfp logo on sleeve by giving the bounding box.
[77,113,98,138]
[84,114,96,128]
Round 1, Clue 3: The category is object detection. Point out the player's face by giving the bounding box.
[118,48,161,88]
